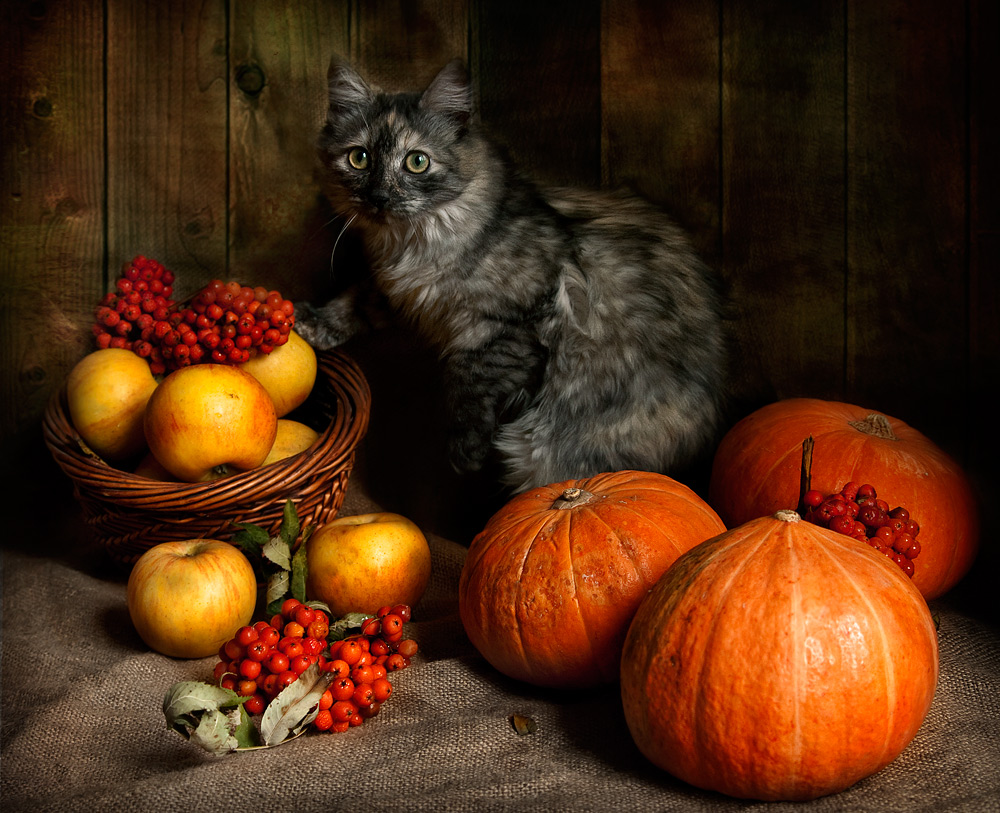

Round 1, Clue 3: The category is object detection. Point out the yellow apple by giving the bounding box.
[66,348,158,460]
[306,513,432,617]
[143,363,277,482]
[126,538,258,659]
[240,329,317,417]
[262,419,320,466]
[133,452,176,481]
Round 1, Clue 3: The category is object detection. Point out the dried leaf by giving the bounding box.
[262,534,291,571]
[328,612,369,641]
[163,681,260,755]
[266,569,290,615]
[510,713,538,736]
[260,662,334,746]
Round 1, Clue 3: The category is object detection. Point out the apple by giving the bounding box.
[306,513,432,617]
[66,348,158,460]
[133,452,176,481]
[262,419,320,466]
[126,538,258,659]
[240,329,317,417]
[143,363,277,482]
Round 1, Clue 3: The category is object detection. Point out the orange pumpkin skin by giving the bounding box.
[621,511,939,802]
[458,470,727,689]
[708,397,979,600]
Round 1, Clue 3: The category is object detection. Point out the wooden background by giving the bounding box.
[2,1,996,562]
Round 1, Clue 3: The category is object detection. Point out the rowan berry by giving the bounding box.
[244,693,266,715]
[395,639,419,659]
[339,640,363,666]
[352,683,376,707]
[313,709,334,731]
[279,637,305,658]
[290,655,312,675]
[371,677,393,703]
[293,605,316,628]
[381,613,404,641]
[239,659,262,680]
[283,621,305,639]
[245,640,270,662]
[266,651,290,675]
[325,659,350,679]
[331,700,358,724]
[331,678,356,702]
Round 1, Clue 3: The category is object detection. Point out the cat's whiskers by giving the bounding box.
[324,213,357,277]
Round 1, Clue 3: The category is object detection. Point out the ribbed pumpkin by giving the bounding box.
[621,510,939,802]
[708,397,979,599]
[458,470,726,689]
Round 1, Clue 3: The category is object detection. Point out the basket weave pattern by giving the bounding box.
[43,349,371,566]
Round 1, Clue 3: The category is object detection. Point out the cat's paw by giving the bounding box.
[293,301,349,350]
[448,430,490,474]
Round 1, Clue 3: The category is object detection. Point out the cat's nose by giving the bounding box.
[369,189,391,211]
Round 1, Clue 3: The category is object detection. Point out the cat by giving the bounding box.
[295,57,729,493]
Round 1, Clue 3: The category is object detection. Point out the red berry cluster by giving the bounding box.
[91,256,295,375]
[92,256,176,365]
[802,481,921,577]
[212,599,417,734]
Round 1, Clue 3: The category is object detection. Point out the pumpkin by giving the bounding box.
[708,397,979,600]
[458,470,726,689]
[620,510,939,802]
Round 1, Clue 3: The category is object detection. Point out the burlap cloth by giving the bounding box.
[2,474,999,813]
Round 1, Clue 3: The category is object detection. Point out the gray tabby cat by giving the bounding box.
[296,58,728,493]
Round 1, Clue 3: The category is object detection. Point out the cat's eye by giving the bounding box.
[347,147,370,170]
[404,151,430,174]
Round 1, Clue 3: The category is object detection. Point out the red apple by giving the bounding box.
[126,539,258,659]
[66,348,158,460]
[143,364,277,482]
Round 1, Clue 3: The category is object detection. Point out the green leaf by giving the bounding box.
[232,704,263,749]
[279,499,300,550]
[290,542,308,603]
[232,522,270,555]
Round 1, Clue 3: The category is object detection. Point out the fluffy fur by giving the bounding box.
[296,58,728,492]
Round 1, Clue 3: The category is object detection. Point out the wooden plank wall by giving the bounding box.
[2,0,996,543]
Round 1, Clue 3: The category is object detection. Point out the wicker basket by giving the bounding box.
[42,349,371,566]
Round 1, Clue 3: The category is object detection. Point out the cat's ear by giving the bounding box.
[420,59,472,127]
[326,57,374,112]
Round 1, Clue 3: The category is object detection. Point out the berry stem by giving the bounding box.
[797,436,814,515]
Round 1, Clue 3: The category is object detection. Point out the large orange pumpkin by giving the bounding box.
[458,470,726,689]
[708,397,979,600]
[621,510,939,802]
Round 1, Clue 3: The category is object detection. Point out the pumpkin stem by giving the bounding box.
[774,509,801,523]
[552,487,597,510]
[797,436,814,515]
[849,413,898,440]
